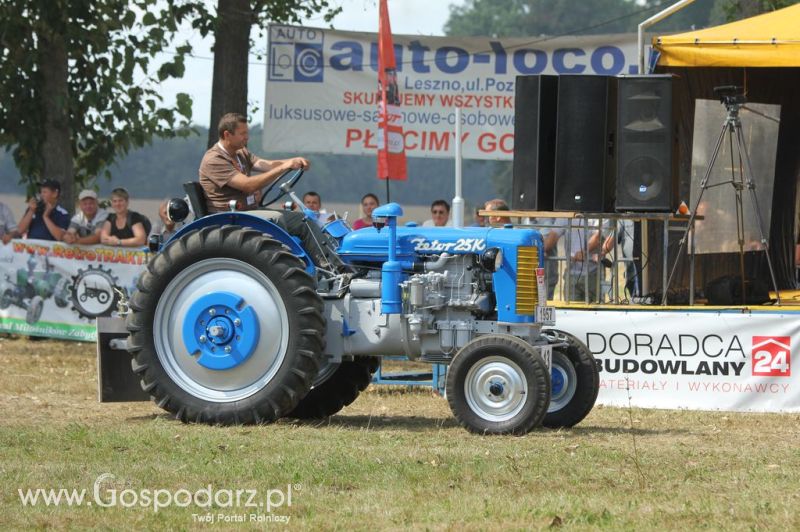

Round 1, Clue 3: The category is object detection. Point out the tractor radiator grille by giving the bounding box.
[516,246,539,315]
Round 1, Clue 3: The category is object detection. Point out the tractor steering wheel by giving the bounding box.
[259,167,305,207]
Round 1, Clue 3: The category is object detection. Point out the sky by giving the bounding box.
[161,0,466,128]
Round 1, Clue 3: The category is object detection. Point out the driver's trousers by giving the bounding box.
[275,211,346,272]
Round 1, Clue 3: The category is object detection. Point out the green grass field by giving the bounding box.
[1,336,799,530]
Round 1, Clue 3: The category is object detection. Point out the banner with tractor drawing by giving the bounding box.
[0,239,147,341]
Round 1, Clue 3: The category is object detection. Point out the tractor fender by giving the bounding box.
[165,211,314,272]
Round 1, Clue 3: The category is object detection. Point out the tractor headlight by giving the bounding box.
[167,198,190,223]
[481,247,503,272]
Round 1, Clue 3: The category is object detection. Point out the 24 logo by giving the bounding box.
[751,336,790,377]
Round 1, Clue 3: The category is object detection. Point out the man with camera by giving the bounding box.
[10,179,70,242]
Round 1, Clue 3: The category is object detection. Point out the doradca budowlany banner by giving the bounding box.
[263,25,637,160]
[0,239,147,341]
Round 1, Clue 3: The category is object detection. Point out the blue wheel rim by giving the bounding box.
[182,292,260,371]
[549,350,577,413]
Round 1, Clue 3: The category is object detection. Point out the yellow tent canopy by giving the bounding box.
[654,3,800,67]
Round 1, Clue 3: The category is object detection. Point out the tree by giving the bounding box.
[445,0,798,199]
[185,0,342,148]
[445,0,799,39]
[710,0,798,23]
[444,0,663,38]
[0,0,194,205]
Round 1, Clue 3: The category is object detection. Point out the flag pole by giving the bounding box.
[452,107,464,227]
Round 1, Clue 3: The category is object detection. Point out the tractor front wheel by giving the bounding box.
[446,334,550,435]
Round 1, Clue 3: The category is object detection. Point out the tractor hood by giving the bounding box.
[338,225,543,264]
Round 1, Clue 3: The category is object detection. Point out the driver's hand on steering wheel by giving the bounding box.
[284,157,310,171]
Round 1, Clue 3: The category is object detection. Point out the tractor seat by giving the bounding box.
[183,182,209,219]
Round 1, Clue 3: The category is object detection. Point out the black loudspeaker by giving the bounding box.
[614,75,678,212]
[553,75,615,212]
[512,75,558,210]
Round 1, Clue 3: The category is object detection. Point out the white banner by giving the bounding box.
[264,25,638,160]
[556,309,800,412]
[0,239,147,341]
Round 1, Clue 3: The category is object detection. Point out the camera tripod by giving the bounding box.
[663,86,781,306]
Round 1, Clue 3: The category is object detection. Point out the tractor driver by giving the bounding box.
[199,112,344,272]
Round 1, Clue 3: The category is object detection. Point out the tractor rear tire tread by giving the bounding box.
[127,225,324,425]
[287,356,380,419]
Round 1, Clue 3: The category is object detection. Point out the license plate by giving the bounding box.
[536,306,555,324]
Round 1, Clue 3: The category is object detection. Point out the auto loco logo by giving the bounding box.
[267,25,640,85]
[751,336,790,377]
[269,27,324,82]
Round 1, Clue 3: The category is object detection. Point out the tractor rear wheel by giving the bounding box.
[127,226,325,425]
[542,329,599,428]
[287,356,380,419]
[446,334,550,435]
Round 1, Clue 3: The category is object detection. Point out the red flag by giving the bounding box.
[377,0,407,180]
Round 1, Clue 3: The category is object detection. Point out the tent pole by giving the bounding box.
[638,0,696,74]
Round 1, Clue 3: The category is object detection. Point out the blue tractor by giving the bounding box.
[100,170,598,434]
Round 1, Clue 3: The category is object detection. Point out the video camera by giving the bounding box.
[33,197,46,217]
[713,85,747,107]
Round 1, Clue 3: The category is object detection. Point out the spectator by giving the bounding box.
[533,217,567,300]
[422,199,452,227]
[11,179,70,241]
[149,198,184,243]
[62,189,108,245]
[302,191,334,227]
[484,199,511,226]
[100,188,150,247]
[302,191,321,212]
[469,206,485,227]
[567,219,613,302]
[0,199,18,244]
[352,193,380,230]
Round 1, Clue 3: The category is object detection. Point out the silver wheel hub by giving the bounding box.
[464,356,528,422]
